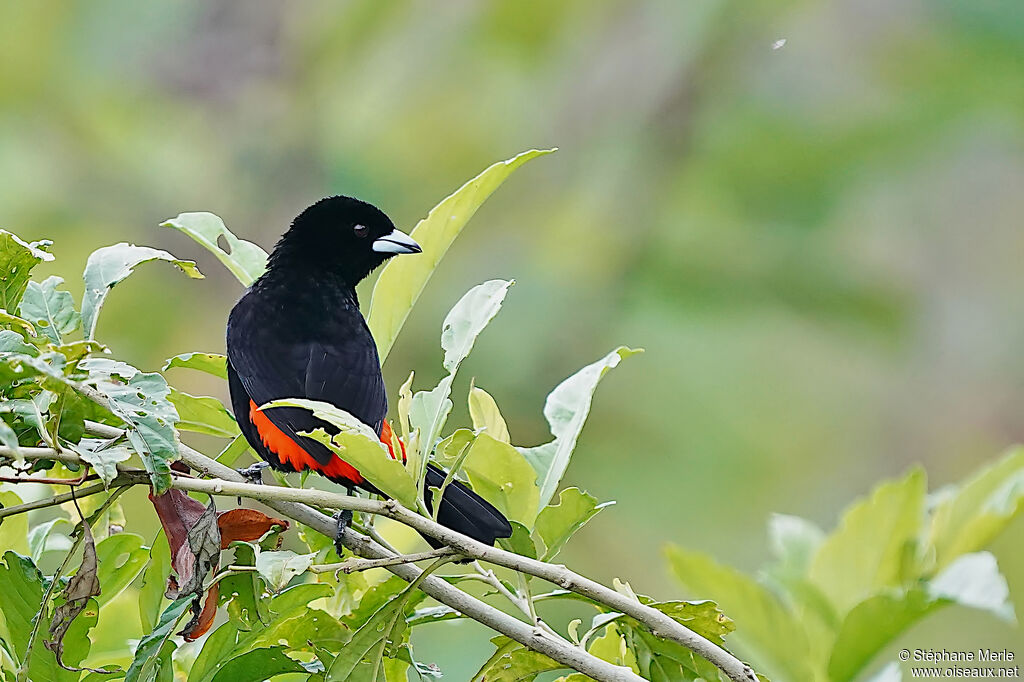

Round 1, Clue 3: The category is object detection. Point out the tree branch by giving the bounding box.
[7,424,759,682]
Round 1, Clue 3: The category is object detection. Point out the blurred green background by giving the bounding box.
[2,0,1022,674]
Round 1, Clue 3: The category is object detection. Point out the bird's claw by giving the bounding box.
[333,509,353,557]
[237,461,270,484]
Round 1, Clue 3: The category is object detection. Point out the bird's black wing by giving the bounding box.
[226,290,387,467]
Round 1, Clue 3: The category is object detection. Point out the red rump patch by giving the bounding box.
[249,401,406,484]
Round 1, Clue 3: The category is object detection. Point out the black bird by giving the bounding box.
[226,196,512,548]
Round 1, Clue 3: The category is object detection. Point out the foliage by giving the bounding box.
[0,151,1020,682]
[666,453,1024,682]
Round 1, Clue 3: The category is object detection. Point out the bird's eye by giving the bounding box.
[353,224,369,238]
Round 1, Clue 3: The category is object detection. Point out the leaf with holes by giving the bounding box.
[18,276,80,344]
[0,230,53,312]
[88,364,180,494]
[162,212,269,287]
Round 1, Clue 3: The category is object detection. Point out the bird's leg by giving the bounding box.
[237,461,270,484]
[333,485,355,556]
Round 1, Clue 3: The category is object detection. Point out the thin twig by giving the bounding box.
[310,547,457,574]
[0,481,109,519]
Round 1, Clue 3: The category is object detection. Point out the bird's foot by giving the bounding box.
[237,461,270,485]
[333,509,353,557]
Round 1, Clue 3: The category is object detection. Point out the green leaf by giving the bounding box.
[28,518,72,562]
[0,230,53,311]
[828,589,936,682]
[645,600,735,643]
[408,375,454,466]
[209,647,306,682]
[367,149,555,362]
[169,389,239,438]
[139,531,172,633]
[0,492,29,555]
[0,309,37,338]
[809,468,926,615]
[928,551,1015,621]
[767,513,825,577]
[829,553,1013,682]
[666,544,818,682]
[261,397,418,507]
[468,384,511,443]
[216,433,252,466]
[0,328,36,354]
[519,347,641,510]
[188,621,240,682]
[498,522,538,560]
[88,363,180,494]
[440,279,513,373]
[536,488,613,561]
[471,639,565,682]
[254,550,316,592]
[927,447,1024,572]
[462,432,540,527]
[409,279,514,469]
[162,212,269,287]
[0,551,80,682]
[81,243,203,339]
[263,397,380,441]
[73,440,132,488]
[303,428,418,508]
[125,597,192,682]
[324,581,418,681]
[163,352,229,379]
[18,276,80,344]
[94,532,150,606]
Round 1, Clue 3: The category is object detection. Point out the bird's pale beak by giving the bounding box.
[372,229,422,254]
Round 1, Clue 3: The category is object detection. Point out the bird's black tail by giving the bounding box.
[424,464,512,546]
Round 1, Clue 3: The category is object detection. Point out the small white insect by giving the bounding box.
[772,38,787,50]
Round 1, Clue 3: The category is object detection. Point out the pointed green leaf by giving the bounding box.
[169,389,239,438]
[325,581,418,681]
[18,276,80,344]
[0,230,53,312]
[81,243,203,339]
[768,513,826,577]
[666,544,818,682]
[367,148,555,362]
[209,647,306,682]
[72,439,131,488]
[471,640,564,682]
[829,552,1014,682]
[162,212,269,287]
[125,597,192,682]
[809,468,926,615]
[163,352,229,379]
[440,279,513,373]
[87,363,180,494]
[468,384,510,443]
[409,375,453,466]
[94,533,150,606]
[520,347,641,509]
[535,487,613,561]
[303,428,417,508]
[462,432,540,526]
[254,550,316,592]
[928,447,1024,572]
[139,531,172,633]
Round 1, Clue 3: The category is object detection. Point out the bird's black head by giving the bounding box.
[269,195,421,285]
